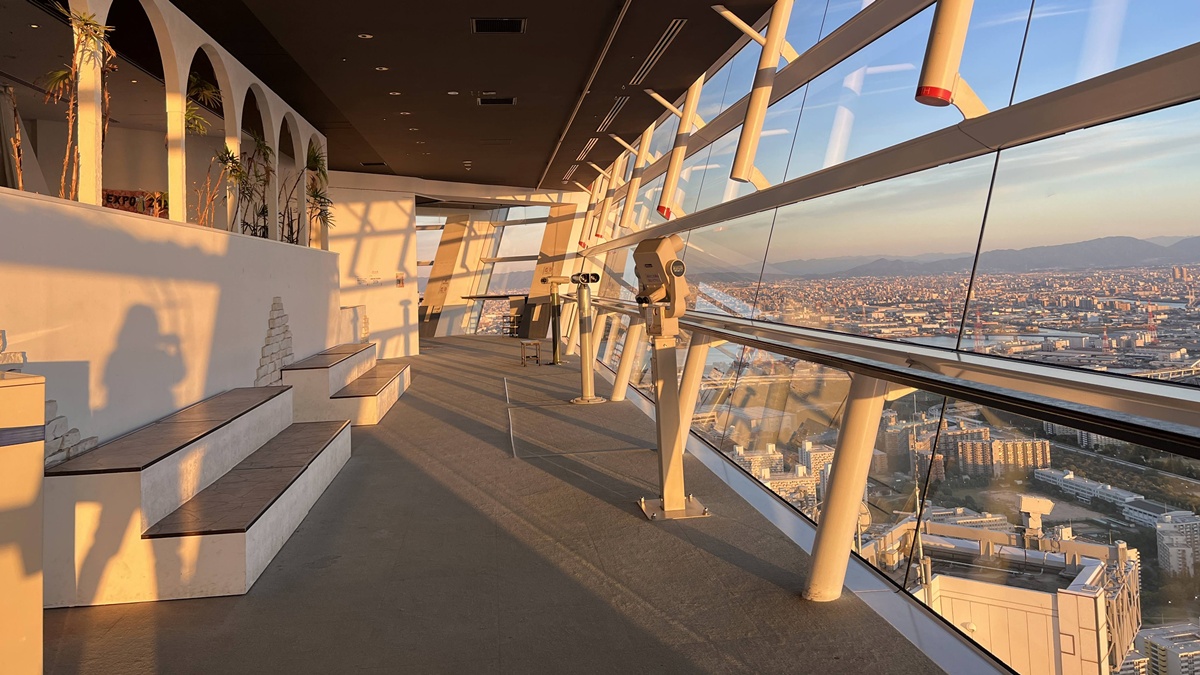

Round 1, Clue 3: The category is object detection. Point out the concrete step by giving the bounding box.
[328,363,410,425]
[282,343,377,422]
[43,386,295,607]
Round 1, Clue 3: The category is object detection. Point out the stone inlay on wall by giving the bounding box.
[255,297,294,386]
[3,329,99,467]
[0,330,27,371]
[44,399,98,467]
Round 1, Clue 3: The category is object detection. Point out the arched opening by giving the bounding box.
[184,47,229,228]
[277,115,302,244]
[100,0,169,217]
[234,85,272,237]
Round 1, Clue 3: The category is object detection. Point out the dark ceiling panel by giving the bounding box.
[167,0,774,188]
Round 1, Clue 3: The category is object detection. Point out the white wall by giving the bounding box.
[0,186,340,443]
[327,183,420,358]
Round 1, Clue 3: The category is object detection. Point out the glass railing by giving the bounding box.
[591,301,1200,675]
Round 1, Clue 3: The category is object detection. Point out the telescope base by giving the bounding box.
[570,396,606,405]
[638,496,710,521]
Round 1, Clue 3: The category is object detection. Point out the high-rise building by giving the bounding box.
[1136,624,1200,675]
[1156,511,1200,576]
[956,439,1052,476]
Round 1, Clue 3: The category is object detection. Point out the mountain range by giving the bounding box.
[714,236,1200,281]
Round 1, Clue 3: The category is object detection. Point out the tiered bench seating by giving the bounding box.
[282,343,409,425]
[43,387,351,607]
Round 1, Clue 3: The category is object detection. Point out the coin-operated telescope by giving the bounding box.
[631,234,708,521]
[633,234,689,338]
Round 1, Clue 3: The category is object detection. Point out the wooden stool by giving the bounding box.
[519,340,541,366]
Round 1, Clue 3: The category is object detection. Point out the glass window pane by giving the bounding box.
[1013,0,1200,102]
[696,61,732,125]
[693,126,756,212]
[682,209,776,318]
[647,114,679,164]
[967,101,1200,386]
[485,260,537,295]
[785,5,1026,182]
[416,229,443,261]
[819,0,871,38]
[495,222,547,258]
[633,174,668,231]
[417,266,431,295]
[503,205,551,221]
[758,154,996,346]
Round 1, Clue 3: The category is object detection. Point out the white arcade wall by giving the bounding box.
[0,186,340,446]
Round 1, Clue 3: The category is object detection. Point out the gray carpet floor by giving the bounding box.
[43,335,941,674]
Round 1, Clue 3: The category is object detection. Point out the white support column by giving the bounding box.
[224,131,240,232]
[266,153,280,241]
[609,316,645,402]
[731,0,793,182]
[165,81,187,222]
[803,374,889,602]
[656,75,704,220]
[0,372,45,674]
[677,333,714,429]
[602,313,622,365]
[617,126,654,232]
[75,41,103,205]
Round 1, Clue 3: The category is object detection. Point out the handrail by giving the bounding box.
[588,296,1200,462]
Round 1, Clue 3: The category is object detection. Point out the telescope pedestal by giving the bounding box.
[638,333,709,521]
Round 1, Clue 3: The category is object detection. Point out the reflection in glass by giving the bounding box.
[968,102,1200,388]
[485,260,537,295]
[495,222,547,258]
[757,155,995,346]
[708,347,852,520]
[1013,0,1200,102]
[416,229,443,262]
[681,210,776,318]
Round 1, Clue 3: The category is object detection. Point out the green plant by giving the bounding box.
[305,145,334,245]
[218,132,274,237]
[278,142,332,245]
[40,4,114,200]
[184,74,220,137]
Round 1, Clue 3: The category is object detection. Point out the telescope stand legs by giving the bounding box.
[639,335,708,520]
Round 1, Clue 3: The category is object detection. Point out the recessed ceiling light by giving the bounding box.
[447,91,459,95]
[375,66,389,71]
[358,33,373,39]
[30,24,39,28]
[130,79,138,83]
[398,111,411,115]
[422,152,430,155]
[408,128,419,131]
[481,91,496,96]
[415,141,425,144]
[388,91,401,96]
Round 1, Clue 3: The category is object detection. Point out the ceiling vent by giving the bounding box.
[563,164,579,181]
[630,19,687,85]
[576,138,598,161]
[471,18,527,34]
[477,96,516,106]
[596,96,628,133]
[359,161,387,167]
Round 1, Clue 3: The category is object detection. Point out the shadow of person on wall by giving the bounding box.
[75,304,186,605]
